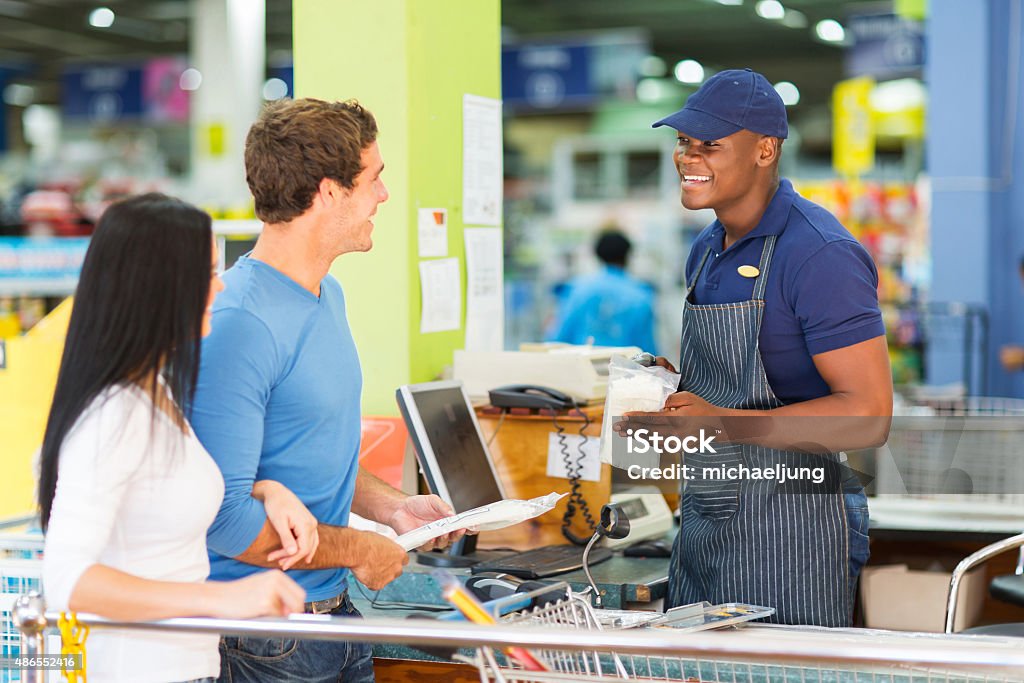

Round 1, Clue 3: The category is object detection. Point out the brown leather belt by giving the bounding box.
[303,590,347,615]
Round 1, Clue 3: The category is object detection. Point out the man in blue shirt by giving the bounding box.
[191,99,458,682]
[625,69,892,627]
[548,229,658,353]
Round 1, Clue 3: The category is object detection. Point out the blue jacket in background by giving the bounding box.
[548,265,657,354]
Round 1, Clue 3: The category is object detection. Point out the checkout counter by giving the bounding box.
[378,377,1024,681]
[362,550,670,682]
[353,547,1023,683]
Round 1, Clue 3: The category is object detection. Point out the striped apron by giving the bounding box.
[665,235,851,627]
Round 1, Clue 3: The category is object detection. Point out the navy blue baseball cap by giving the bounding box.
[652,68,788,140]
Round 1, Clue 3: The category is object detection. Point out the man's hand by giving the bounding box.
[386,494,467,550]
[349,532,409,590]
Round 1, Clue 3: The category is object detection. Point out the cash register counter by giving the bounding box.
[361,551,670,682]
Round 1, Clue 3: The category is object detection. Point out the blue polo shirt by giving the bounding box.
[685,179,885,404]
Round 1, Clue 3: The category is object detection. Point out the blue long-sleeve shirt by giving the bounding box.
[191,256,362,601]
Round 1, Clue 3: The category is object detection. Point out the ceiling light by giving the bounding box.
[674,59,705,84]
[781,9,808,29]
[713,0,744,5]
[815,19,846,43]
[179,68,203,91]
[2,83,33,107]
[636,78,663,104]
[755,0,785,21]
[89,7,115,28]
[774,81,800,106]
[639,55,667,78]
[262,78,289,101]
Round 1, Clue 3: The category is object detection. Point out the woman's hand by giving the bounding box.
[213,570,306,618]
[252,480,319,570]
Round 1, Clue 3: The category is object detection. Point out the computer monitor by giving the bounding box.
[396,380,507,566]
[396,379,616,577]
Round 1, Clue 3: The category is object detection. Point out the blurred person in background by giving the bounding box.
[547,228,658,354]
[39,193,312,683]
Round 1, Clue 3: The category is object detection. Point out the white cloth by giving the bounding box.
[43,384,225,683]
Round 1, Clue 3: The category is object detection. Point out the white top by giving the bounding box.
[43,383,225,683]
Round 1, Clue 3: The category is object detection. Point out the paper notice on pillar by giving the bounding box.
[417,208,448,258]
[463,227,504,352]
[419,257,461,334]
[462,94,503,226]
[546,433,601,483]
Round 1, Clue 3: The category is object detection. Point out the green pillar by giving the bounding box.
[293,0,502,415]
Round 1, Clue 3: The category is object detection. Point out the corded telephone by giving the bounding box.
[488,384,577,411]
[486,384,594,546]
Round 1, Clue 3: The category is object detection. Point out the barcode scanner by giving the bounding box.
[465,572,565,609]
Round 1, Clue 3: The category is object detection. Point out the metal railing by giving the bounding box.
[945,531,1024,633]
[0,514,37,531]
[12,591,1024,683]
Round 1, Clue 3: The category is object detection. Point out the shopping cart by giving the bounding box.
[464,584,1024,683]
[0,531,53,683]
[875,396,1024,505]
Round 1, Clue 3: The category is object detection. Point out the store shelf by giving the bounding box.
[0,279,78,297]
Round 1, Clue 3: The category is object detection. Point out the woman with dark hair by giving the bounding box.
[39,193,314,683]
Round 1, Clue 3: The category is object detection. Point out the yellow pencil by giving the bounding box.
[436,571,548,672]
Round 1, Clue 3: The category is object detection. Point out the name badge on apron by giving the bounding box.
[737,265,760,278]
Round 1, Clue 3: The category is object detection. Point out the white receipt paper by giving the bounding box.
[395,492,567,552]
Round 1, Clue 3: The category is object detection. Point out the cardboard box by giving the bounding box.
[861,564,986,632]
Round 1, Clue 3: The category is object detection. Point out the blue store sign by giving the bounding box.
[503,32,648,112]
[503,43,591,110]
[846,13,925,79]
[0,238,89,295]
[62,65,144,122]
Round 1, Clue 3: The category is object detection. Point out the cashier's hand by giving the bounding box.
[663,391,718,415]
[613,392,723,436]
[653,356,678,374]
[386,494,468,551]
[350,532,409,590]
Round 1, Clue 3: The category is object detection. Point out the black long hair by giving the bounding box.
[38,193,213,529]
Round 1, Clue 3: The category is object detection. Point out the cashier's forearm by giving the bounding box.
[713,393,892,452]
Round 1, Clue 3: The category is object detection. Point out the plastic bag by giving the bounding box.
[599,354,681,465]
[394,492,567,551]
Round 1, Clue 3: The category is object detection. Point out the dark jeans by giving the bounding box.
[217,593,374,683]
[843,479,871,609]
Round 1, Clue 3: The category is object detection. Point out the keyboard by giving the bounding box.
[469,544,613,579]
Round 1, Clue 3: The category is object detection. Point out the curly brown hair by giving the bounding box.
[244,98,378,224]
